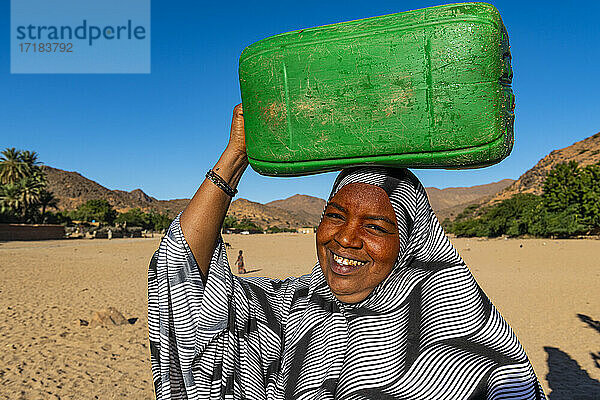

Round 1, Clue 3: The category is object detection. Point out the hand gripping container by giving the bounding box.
[239,2,514,176]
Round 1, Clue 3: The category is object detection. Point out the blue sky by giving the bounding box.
[2,1,599,203]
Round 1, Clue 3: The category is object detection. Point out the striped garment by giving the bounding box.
[148,167,546,399]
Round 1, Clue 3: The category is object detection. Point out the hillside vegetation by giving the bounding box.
[445,161,600,238]
[0,148,172,231]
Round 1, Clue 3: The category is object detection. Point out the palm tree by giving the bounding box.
[0,148,51,222]
[39,189,59,220]
[20,150,40,167]
[20,150,42,180]
[18,176,44,218]
[0,183,23,214]
[0,148,27,184]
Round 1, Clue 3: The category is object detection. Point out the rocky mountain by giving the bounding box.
[43,166,188,216]
[43,166,318,228]
[229,198,316,229]
[44,166,154,211]
[425,179,514,220]
[43,165,514,228]
[266,194,327,225]
[485,132,600,205]
[261,184,516,225]
[44,129,600,227]
[226,182,515,226]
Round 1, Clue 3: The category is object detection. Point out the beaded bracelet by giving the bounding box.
[206,169,238,197]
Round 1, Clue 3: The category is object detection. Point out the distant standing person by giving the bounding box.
[235,250,246,274]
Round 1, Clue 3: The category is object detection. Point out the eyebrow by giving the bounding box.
[326,202,397,227]
[327,202,346,213]
[364,215,397,227]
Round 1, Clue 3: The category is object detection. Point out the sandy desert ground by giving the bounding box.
[0,234,598,399]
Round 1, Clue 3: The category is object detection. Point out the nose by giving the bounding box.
[334,221,362,249]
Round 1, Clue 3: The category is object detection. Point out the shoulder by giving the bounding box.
[233,271,313,309]
[234,273,310,300]
[225,273,313,332]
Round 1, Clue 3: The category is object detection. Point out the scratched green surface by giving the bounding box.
[239,2,514,176]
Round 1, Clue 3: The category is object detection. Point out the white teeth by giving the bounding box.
[332,253,366,267]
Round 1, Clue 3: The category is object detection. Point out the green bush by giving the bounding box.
[446,161,600,238]
[223,215,237,230]
[44,211,73,225]
[236,218,261,231]
[222,215,264,232]
[115,208,150,229]
[113,208,171,231]
[75,199,117,225]
[148,211,171,231]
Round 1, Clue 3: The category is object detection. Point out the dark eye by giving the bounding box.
[325,212,344,220]
[366,224,390,234]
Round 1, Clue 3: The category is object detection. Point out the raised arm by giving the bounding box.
[180,103,248,277]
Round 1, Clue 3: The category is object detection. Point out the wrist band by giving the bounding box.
[206,169,238,197]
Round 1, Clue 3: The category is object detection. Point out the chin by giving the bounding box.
[332,290,370,304]
[325,275,370,303]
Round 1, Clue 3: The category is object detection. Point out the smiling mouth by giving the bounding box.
[328,249,368,275]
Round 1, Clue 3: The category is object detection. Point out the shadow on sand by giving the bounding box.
[577,313,600,334]
[234,269,262,275]
[244,269,262,274]
[545,313,600,399]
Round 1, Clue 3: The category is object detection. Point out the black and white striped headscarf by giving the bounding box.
[148,167,546,399]
[323,167,464,311]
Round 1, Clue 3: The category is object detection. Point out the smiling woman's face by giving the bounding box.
[316,182,401,303]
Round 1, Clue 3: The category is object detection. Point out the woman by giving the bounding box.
[148,105,546,399]
[235,250,246,274]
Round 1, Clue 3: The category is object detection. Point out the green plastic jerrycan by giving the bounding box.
[239,2,514,176]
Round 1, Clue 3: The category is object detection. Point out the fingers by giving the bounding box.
[231,103,244,129]
[233,103,243,116]
[228,103,247,155]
